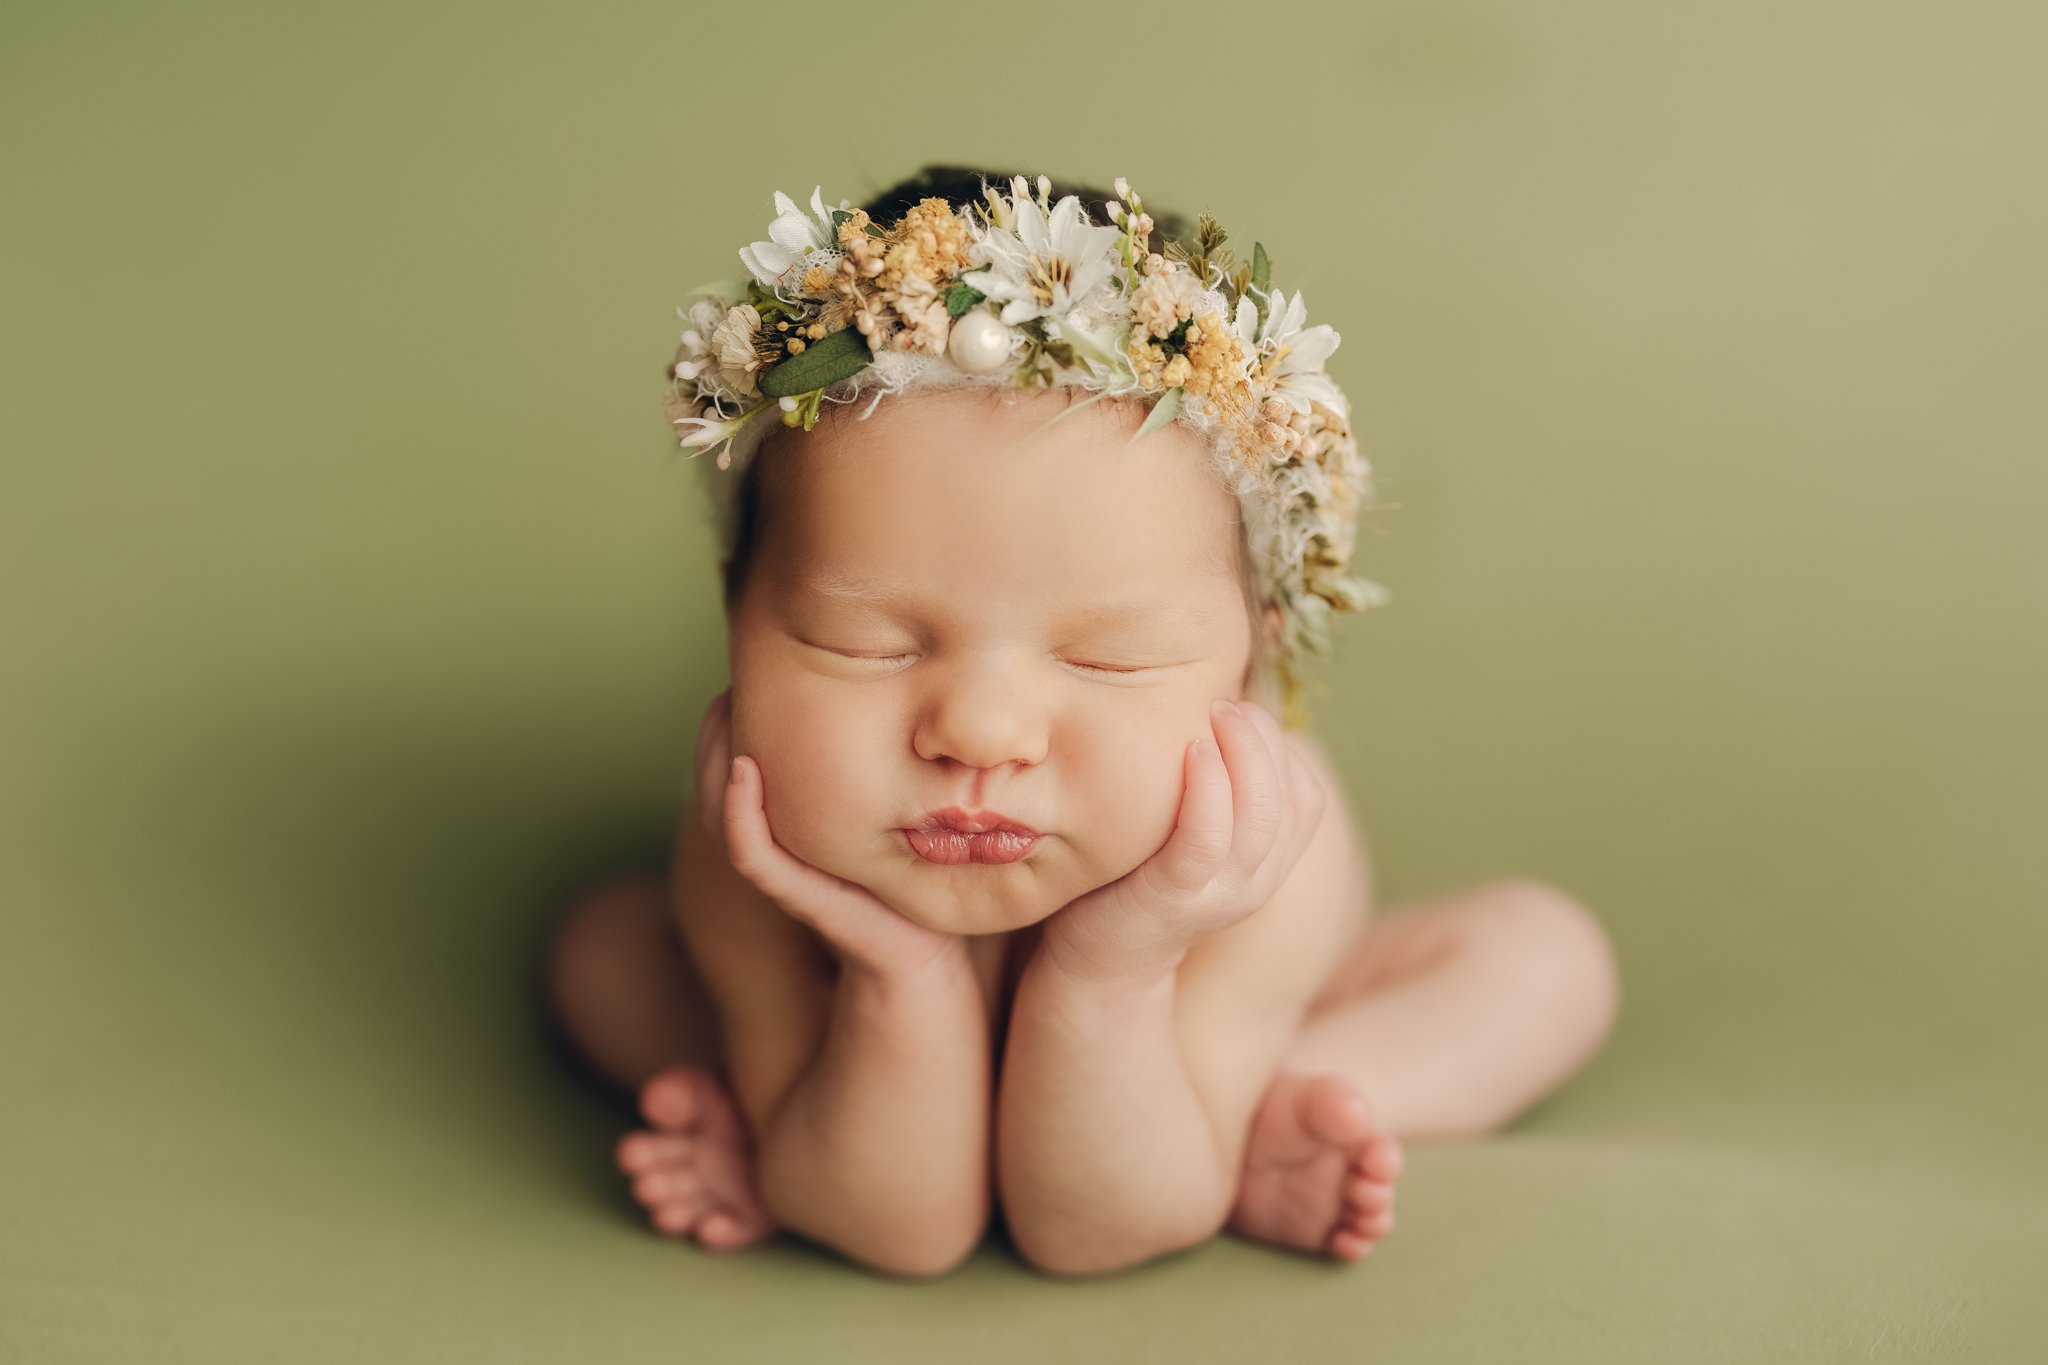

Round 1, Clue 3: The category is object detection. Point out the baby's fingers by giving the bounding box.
[1215,700,1288,866]
[721,756,878,930]
[1152,733,1235,898]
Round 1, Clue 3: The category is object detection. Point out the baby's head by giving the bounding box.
[671,164,1379,935]
[718,381,1282,936]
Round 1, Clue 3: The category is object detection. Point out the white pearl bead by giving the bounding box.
[947,310,1013,375]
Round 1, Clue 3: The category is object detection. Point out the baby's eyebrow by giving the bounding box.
[796,570,1216,627]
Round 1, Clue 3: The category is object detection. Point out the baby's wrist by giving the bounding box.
[834,935,977,996]
[1035,920,1185,993]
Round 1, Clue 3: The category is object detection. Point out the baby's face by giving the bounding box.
[726,385,1268,936]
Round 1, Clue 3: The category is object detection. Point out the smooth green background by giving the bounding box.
[5,1,2044,1360]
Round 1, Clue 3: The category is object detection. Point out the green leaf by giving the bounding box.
[944,283,987,317]
[830,208,854,229]
[1055,324,1125,376]
[1251,241,1271,328]
[1021,386,1115,442]
[1124,386,1184,448]
[758,327,874,398]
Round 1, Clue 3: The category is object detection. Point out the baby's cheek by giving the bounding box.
[1066,740,1187,878]
[767,743,875,855]
[733,703,878,855]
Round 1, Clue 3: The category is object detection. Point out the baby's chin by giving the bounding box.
[859,851,1088,937]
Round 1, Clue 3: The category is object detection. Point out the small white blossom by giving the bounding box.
[738,186,843,293]
[671,297,728,382]
[1131,262,1205,340]
[1233,287,1346,414]
[966,191,1124,329]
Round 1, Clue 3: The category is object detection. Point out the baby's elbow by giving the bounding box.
[856,1227,983,1285]
[838,1211,990,1281]
[1012,1211,1219,1279]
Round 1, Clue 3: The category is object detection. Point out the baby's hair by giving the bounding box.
[715,163,1278,694]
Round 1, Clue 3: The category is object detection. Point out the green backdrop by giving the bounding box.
[4,1,2043,1359]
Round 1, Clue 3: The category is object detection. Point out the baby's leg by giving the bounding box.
[1281,878,1621,1141]
[1227,880,1617,1264]
[543,872,721,1096]
[544,874,773,1251]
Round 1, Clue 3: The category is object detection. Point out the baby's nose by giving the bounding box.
[913,679,1048,769]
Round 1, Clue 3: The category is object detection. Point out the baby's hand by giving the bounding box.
[1041,697,1327,984]
[693,688,971,985]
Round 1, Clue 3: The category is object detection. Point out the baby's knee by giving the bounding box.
[545,874,671,1015]
[1481,879,1622,1032]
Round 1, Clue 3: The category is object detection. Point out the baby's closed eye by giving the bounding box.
[798,638,1187,683]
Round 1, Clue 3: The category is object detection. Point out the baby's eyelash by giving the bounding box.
[833,651,1141,677]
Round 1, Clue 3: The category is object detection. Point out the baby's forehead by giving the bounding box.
[745,395,1247,585]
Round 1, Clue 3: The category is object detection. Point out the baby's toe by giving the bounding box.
[638,1066,711,1132]
[1358,1134,1403,1183]
[616,1130,694,1174]
[695,1209,771,1252]
[1301,1078,1377,1149]
[649,1199,706,1238]
[1329,1228,1378,1262]
[1345,1173,1396,1213]
[632,1166,702,1207]
[1350,1207,1395,1240]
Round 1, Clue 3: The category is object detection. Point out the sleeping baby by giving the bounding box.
[543,168,1621,1279]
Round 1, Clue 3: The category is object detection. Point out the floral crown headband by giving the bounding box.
[662,173,1388,720]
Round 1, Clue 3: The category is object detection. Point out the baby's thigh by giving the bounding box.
[546,874,725,1089]
[1327,879,1598,1004]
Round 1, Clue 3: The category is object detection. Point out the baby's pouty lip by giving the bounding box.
[912,806,1041,838]
[900,823,1043,866]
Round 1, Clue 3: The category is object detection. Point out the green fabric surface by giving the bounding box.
[4,1,2044,1360]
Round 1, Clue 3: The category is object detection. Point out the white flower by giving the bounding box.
[1233,287,1346,415]
[706,303,765,396]
[673,296,764,404]
[738,186,843,292]
[967,191,1124,329]
[671,297,729,382]
[672,409,758,470]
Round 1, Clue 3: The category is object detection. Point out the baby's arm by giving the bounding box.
[748,945,992,1278]
[687,693,993,1279]
[998,700,1344,1276]
[684,810,992,1278]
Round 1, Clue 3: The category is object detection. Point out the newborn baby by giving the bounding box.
[546,383,1620,1278]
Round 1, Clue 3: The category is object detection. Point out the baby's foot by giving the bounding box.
[614,1065,777,1252]
[1226,1072,1404,1264]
